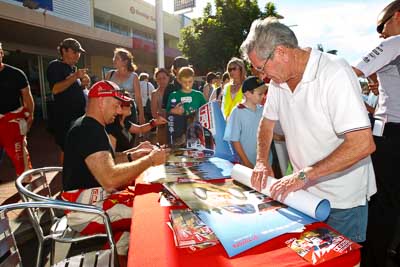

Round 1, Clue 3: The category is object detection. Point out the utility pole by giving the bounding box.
[155,0,164,68]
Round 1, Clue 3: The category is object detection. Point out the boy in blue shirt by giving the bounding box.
[224,76,267,168]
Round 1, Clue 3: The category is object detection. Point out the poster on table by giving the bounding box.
[144,156,234,183]
[164,165,331,257]
[164,179,318,257]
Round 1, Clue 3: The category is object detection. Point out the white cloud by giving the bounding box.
[277,0,388,63]
[145,0,390,64]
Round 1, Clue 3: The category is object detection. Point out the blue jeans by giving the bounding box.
[325,204,368,243]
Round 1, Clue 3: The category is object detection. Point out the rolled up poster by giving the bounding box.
[231,164,330,221]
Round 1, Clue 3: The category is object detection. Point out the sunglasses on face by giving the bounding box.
[377,13,396,34]
[228,66,240,72]
[121,102,132,107]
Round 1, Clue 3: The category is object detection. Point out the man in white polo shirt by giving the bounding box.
[240,17,376,243]
[353,1,400,265]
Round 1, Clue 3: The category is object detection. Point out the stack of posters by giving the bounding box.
[144,150,234,183]
[286,227,361,265]
[170,209,219,249]
[163,164,331,257]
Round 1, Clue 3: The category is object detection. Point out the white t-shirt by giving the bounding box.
[263,49,376,209]
[139,81,155,107]
[355,35,400,123]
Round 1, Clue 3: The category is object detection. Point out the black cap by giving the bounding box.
[242,76,267,93]
[172,56,189,69]
[377,0,400,33]
[59,38,85,53]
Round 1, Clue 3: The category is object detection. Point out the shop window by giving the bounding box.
[94,15,109,31]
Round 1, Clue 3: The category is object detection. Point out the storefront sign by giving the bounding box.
[130,6,155,22]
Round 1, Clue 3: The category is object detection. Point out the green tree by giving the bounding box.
[261,2,284,19]
[317,44,338,55]
[179,0,266,74]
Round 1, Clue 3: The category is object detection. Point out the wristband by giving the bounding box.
[127,153,133,162]
[149,119,156,128]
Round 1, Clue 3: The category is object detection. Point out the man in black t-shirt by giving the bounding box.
[61,80,167,263]
[0,42,34,176]
[46,38,90,163]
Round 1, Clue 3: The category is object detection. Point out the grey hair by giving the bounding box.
[240,17,298,62]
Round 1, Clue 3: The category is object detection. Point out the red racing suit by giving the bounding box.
[61,187,134,255]
[0,107,32,176]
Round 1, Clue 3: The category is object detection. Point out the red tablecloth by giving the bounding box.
[128,183,360,267]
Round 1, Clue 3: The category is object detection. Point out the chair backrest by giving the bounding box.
[16,167,62,202]
[0,205,22,267]
[0,201,118,267]
[15,167,63,244]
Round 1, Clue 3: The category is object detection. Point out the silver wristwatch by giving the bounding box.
[297,170,309,184]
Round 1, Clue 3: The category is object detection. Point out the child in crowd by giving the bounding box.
[166,67,207,147]
[224,76,267,168]
[166,67,206,115]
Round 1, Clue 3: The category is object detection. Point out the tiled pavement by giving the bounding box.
[0,120,67,266]
[0,119,60,205]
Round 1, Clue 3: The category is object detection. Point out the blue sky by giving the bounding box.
[145,0,391,65]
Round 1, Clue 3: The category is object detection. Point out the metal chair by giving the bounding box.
[15,167,118,267]
[0,201,117,266]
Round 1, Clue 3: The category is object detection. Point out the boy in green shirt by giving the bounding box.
[166,67,206,147]
[166,67,206,115]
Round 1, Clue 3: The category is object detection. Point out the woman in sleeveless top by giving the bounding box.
[151,68,170,145]
[105,48,145,124]
[221,57,247,120]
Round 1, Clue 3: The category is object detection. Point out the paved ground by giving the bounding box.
[0,119,78,266]
[0,119,60,205]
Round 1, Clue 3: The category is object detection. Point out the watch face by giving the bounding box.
[298,171,306,180]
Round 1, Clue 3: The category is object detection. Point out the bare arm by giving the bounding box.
[232,141,253,168]
[134,76,145,124]
[251,118,275,191]
[305,128,375,180]
[85,148,167,192]
[270,128,376,201]
[352,66,364,77]
[151,90,159,119]
[129,123,152,134]
[52,69,87,95]
[128,116,167,134]
[203,84,210,100]
[104,71,111,80]
[256,118,275,165]
[21,86,34,129]
[108,134,117,150]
